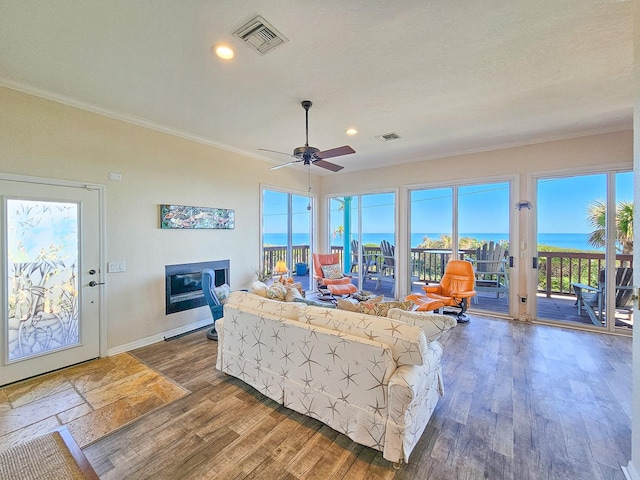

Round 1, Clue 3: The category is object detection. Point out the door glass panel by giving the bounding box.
[614,171,633,330]
[6,199,79,362]
[262,190,288,278]
[291,194,312,290]
[329,196,350,268]
[329,193,396,297]
[329,196,360,278]
[362,193,395,297]
[536,174,606,326]
[262,190,311,290]
[410,187,453,294]
[458,182,510,314]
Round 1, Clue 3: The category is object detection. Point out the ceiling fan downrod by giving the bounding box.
[302,100,312,147]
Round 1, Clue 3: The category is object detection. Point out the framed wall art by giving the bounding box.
[160,204,235,229]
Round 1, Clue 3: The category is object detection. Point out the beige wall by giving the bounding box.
[321,129,632,196]
[0,87,317,351]
[1,86,634,354]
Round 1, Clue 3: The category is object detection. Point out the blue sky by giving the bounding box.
[266,171,634,235]
[538,172,633,233]
[262,190,311,234]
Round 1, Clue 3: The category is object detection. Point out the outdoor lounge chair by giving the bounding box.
[571,267,633,327]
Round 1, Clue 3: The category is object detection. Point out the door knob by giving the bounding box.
[88,281,105,287]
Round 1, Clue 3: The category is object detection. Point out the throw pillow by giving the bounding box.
[285,285,304,302]
[212,283,231,304]
[321,263,343,279]
[388,308,457,341]
[265,283,287,301]
[358,300,415,317]
[249,281,268,297]
[336,298,359,312]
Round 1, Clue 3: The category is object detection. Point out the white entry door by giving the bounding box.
[1,178,101,386]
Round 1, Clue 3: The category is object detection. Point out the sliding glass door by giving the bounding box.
[458,182,510,315]
[534,170,633,332]
[409,181,512,316]
[409,187,454,294]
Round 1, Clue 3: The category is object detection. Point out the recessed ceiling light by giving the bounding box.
[215,45,234,60]
[345,128,358,135]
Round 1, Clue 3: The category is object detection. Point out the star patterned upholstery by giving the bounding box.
[216,291,455,463]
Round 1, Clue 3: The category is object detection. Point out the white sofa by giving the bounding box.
[216,291,456,463]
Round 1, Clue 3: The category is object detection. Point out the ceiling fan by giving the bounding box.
[260,100,355,172]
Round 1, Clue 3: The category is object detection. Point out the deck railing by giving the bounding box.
[536,252,632,297]
[262,245,310,274]
[261,245,632,296]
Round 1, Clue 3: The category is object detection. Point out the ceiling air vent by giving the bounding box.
[375,132,401,142]
[233,16,288,55]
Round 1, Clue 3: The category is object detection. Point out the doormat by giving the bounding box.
[0,426,98,479]
[0,353,189,450]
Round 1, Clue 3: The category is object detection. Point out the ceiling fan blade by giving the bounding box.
[258,148,294,157]
[315,145,355,160]
[270,159,302,170]
[313,159,344,172]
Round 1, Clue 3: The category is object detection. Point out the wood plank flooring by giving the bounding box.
[81,316,631,479]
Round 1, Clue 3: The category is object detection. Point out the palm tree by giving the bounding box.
[617,201,634,254]
[587,199,633,254]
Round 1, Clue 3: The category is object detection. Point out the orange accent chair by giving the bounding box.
[413,260,476,322]
[312,253,357,296]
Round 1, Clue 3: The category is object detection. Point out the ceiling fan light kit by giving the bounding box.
[261,100,355,172]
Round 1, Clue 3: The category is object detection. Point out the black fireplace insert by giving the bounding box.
[165,260,230,314]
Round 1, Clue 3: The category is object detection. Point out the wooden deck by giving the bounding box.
[293,273,633,331]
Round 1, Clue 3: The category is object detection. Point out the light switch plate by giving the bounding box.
[108,261,126,273]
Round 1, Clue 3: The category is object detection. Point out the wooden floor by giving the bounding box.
[82,314,632,480]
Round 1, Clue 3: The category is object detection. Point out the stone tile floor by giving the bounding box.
[0,353,188,451]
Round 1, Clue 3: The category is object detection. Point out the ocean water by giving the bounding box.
[263,232,599,251]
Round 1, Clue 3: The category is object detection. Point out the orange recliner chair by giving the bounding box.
[408,260,476,322]
[312,253,357,297]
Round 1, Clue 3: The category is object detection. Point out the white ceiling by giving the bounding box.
[0,1,633,174]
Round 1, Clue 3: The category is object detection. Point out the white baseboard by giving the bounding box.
[106,319,213,356]
[623,461,640,480]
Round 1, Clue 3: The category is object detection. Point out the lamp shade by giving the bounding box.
[274,260,289,274]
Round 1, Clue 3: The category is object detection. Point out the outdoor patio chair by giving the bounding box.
[469,241,508,303]
[571,267,633,327]
[350,239,376,277]
[377,240,395,293]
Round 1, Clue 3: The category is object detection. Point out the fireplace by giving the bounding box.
[165,260,230,314]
